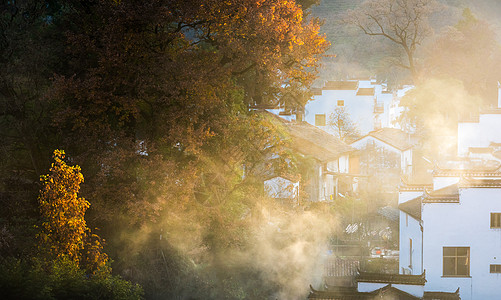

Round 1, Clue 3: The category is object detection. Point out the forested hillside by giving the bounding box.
[0,1,333,299]
[312,0,501,85]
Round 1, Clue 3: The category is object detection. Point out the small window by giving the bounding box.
[491,213,501,228]
[409,239,413,267]
[490,264,501,273]
[315,114,326,126]
[443,247,470,276]
[337,100,344,107]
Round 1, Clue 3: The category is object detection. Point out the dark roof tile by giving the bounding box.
[324,81,359,90]
[352,128,415,151]
[265,112,354,162]
[356,88,375,96]
[423,184,459,203]
[356,271,426,285]
[399,197,422,220]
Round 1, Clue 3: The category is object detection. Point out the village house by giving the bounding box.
[350,127,416,177]
[398,163,501,300]
[309,84,501,300]
[306,79,411,136]
[262,113,358,203]
[396,86,501,300]
[308,271,459,299]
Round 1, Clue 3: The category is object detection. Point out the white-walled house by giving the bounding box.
[263,113,357,203]
[306,80,411,136]
[308,270,459,299]
[398,166,501,300]
[457,84,501,158]
[350,128,415,176]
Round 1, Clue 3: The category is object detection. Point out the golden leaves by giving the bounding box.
[38,150,108,272]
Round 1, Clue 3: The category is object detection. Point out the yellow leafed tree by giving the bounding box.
[38,149,107,272]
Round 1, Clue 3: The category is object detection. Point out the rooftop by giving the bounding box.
[308,284,426,300]
[459,177,501,188]
[356,88,375,96]
[265,112,354,162]
[356,271,426,285]
[399,197,422,220]
[352,128,415,151]
[399,177,433,192]
[434,159,501,177]
[423,184,459,203]
[323,81,359,90]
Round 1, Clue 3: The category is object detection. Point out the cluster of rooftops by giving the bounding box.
[308,271,459,300]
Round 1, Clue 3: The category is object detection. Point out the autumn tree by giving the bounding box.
[0,0,329,297]
[328,107,360,142]
[38,150,107,272]
[343,0,440,81]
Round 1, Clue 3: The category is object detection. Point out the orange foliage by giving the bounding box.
[38,150,107,272]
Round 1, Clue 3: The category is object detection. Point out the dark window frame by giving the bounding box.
[315,114,326,126]
[491,213,501,228]
[443,247,470,277]
[490,264,501,273]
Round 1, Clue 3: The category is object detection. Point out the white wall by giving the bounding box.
[433,176,459,191]
[402,149,413,175]
[351,136,412,174]
[306,89,375,135]
[357,282,387,293]
[338,155,350,173]
[264,108,296,122]
[399,211,423,275]
[399,191,423,204]
[422,187,501,300]
[264,177,299,199]
[458,113,501,156]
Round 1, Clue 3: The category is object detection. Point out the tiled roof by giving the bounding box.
[399,197,422,220]
[312,87,323,96]
[351,128,415,151]
[399,178,432,191]
[356,271,426,285]
[459,177,501,188]
[324,257,360,277]
[308,285,372,300]
[308,284,421,299]
[423,184,459,203]
[285,124,353,162]
[356,88,375,96]
[469,147,493,154]
[378,206,399,222]
[324,81,359,90]
[434,160,501,176]
[265,112,354,162]
[423,288,460,300]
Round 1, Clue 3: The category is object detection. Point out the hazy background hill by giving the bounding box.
[311,0,501,86]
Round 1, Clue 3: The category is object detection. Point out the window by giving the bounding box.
[409,239,413,267]
[490,264,501,273]
[337,100,344,107]
[491,213,501,228]
[315,114,326,126]
[443,247,470,276]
